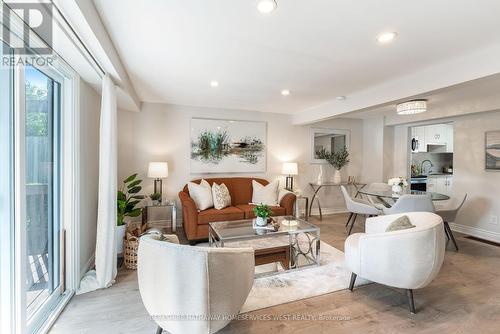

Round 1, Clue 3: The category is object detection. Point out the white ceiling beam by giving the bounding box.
[54,0,140,111]
[292,43,500,125]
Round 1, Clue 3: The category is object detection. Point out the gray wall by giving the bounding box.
[78,79,100,277]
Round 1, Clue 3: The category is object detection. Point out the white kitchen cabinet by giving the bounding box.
[425,124,447,145]
[428,175,453,195]
[413,126,427,152]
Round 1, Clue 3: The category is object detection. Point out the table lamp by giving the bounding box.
[282,162,298,191]
[148,162,169,201]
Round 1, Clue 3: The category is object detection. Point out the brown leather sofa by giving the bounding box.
[179,177,296,244]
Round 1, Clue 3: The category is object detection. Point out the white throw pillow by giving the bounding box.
[187,179,213,210]
[251,180,279,206]
[212,182,231,210]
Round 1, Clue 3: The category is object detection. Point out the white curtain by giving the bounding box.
[78,74,117,294]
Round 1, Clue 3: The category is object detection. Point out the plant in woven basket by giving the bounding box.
[117,173,145,226]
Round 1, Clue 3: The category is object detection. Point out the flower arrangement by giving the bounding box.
[316,147,350,170]
[388,177,408,188]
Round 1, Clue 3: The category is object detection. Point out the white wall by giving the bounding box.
[78,79,100,277]
[391,110,500,242]
[117,103,364,223]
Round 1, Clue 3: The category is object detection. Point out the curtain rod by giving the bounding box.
[51,1,106,77]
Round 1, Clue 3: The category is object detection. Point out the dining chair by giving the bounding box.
[341,186,382,235]
[434,193,467,251]
[363,182,394,209]
[383,194,435,215]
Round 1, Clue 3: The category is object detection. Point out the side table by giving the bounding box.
[142,201,177,233]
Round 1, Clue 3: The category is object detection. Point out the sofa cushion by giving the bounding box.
[235,204,286,219]
[212,182,231,210]
[197,206,245,225]
[183,178,269,205]
[385,215,416,232]
[188,179,213,210]
[251,180,279,206]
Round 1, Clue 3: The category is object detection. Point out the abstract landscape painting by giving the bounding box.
[486,131,500,170]
[190,118,267,173]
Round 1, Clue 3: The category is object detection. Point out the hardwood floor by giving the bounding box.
[52,214,500,333]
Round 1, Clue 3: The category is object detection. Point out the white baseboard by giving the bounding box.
[449,223,500,243]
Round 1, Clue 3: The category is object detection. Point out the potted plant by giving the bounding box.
[117,173,144,254]
[253,203,273,227]
[317,147,350,184]
[388,177,408,194]
[150,192,162,206]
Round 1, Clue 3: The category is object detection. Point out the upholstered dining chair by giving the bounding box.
[138,235,255,334]
[345,212,446,313]
[434,193,467,251]
[363,182,394,209]
[383,194,435,215]
[341,186,382,235]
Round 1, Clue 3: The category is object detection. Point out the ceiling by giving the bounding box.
[93,0,500,116]
[346,73,500,125]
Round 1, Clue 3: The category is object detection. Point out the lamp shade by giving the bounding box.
[282,162,298,175]
[148,162,169,178]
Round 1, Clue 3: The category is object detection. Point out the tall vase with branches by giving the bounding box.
[317,147,350,184]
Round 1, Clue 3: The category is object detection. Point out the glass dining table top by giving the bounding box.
[358,188,450,201]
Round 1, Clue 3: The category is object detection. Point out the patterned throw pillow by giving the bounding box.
[385,215,416,232]
[212,183,231,210]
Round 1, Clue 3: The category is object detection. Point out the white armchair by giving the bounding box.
[345,212,445,313]
[138,235,255,334]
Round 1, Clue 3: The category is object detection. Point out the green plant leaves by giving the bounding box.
[124,174,137,183]
[127,179,142,188]
[117,174,144,225]
[128,186,142,194]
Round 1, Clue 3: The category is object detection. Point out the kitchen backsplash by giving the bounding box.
[412,152,453,174]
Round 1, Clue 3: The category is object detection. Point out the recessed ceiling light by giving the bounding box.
[257,0,277,14]
[281,89,290,96]
[377,31,398,44]
[210,80,219,87]
[336,96,346,101]
[396,99,427,115]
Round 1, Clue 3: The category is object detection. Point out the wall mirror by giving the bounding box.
[310,127,350,163]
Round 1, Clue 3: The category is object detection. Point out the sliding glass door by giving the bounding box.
[25,66,62,326]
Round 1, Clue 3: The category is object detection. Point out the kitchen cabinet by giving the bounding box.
[425,124,447,146]
[411,126,427,152]
[428,175,453,195]
[411,123,453,153]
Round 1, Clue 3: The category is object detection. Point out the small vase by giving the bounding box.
[317,165,324,185]
[255,216,267,226]
[392,184,403,193]
[333,169,341,184]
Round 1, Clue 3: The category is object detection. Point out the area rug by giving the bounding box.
[198,239,370,313]
[241,240,369,312]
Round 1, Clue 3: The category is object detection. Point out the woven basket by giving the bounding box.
[123,232,139,270]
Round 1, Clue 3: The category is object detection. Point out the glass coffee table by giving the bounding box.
[209,216,320,273]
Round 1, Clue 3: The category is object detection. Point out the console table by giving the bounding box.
[308,182,366,220]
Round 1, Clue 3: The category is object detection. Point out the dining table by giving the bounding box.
[357,188,450,208]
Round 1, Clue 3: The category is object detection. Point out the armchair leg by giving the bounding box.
[349,273,357,291]
[156,325,163,334]
[407,289,416,314]
[444,222,459,251]
[345,212,354,227]
[348,214,358,235]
